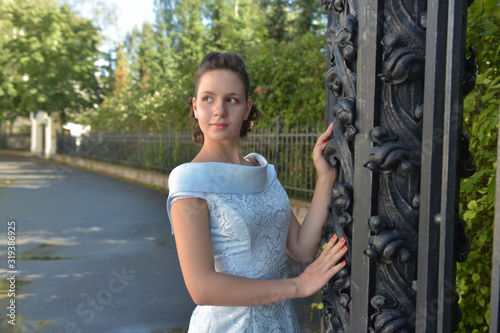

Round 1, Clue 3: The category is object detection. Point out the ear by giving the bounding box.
[192,98,198,119]
[244,99,252,120]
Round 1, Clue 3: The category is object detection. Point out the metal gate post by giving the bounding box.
[320,0,477,332]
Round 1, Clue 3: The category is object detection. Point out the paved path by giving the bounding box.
[0,153,320,333]
[0,154,194,333]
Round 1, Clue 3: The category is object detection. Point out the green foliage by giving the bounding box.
[88,0,326,132]
[456,0,499,331]
[247,33,326,127]
[0,0,102,123]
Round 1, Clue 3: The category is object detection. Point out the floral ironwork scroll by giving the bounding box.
[321,1,358,332]
[320,0,477,332]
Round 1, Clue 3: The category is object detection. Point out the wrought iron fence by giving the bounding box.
[57,117,323,199]
[241,116,323,199]
[57,125,197,174]
[0,134,31,150]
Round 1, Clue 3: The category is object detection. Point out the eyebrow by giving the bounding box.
[199,91,243,97]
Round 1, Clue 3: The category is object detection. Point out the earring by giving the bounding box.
[192,98,198,118]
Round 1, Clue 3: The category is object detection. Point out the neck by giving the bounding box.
[194,139,246,165]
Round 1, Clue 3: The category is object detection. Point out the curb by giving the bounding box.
[53,154,169,193]
[0,150,169,193]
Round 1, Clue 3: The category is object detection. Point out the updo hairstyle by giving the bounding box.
[189,51,262,145]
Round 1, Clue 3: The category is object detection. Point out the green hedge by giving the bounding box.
[456,1,499,331]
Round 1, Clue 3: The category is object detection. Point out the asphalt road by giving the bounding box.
[0,153,320,333]
[0,154,194,333]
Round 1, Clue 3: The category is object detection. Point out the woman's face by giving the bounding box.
[193,70,252,145]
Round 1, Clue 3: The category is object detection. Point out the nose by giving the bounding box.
[212,99,227,117]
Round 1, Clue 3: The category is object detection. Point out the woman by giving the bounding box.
[167,51,347,332]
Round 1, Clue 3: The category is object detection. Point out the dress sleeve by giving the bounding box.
[170,191,207,203]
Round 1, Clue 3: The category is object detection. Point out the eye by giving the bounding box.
[202,96,213,103]
[227,97,239,103]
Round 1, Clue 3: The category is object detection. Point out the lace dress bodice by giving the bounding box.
[167,153,300,332]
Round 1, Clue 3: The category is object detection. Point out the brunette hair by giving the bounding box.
[189,51,262,145]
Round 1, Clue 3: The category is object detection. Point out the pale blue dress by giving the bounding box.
[167,153,300,332]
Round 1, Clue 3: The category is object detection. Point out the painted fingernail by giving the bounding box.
[342,245,347,251]
[323,141,329,145]
[332,234,337,240]
[341,260,346,265]
[340,237,345,243]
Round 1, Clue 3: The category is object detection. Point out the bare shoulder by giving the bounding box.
[171,197,208,220]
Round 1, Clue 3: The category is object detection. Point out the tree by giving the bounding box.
[114,43,128,96]
[246,32,326,127]
[205,0,267,55]
[259,0,288,42]
[289,0,324,36]
[0,0,103,125]
[62,0,118,34]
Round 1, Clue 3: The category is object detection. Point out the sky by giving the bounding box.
[69,0,156,49]
[106,0,156,43]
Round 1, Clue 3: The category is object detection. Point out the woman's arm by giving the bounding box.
[171,196,346,306]
[287,123,338,263]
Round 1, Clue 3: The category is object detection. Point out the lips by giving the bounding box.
[211,122,229,129]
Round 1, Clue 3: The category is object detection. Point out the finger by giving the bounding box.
[317,122,334,144]
[323,237,348,262]
[327,236,345,253]
[318,236,339,263]
[328,260,347,275]
[316,259,347,286]
[321,234,338,253]
[325,248,347,271]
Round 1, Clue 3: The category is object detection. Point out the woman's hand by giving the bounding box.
[313,122,337,182]
[294,234,347,298]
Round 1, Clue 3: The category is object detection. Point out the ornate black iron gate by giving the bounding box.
[320,0,477,332]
